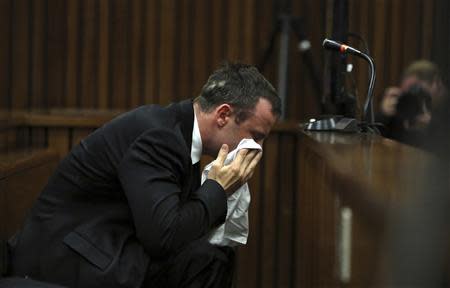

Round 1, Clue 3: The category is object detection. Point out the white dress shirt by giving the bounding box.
[191,111,202,165]
[202,138,262,247]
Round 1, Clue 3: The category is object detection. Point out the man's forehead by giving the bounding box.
[246,110,276,134]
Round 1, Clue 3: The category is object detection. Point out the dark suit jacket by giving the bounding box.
[10,100,227,288]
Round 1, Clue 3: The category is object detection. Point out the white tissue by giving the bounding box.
[202,138,262,246]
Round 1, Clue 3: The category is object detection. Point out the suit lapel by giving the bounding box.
[168,99,202,196]
[170,99,195,154]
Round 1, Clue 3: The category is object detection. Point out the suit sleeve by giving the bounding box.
[117,128,227,258]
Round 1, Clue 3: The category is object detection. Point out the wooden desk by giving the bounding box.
[0,149,59,239]
[296,131,446,287]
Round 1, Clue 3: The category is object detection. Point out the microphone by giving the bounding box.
[322,38,363,56]
[322,38,377,127]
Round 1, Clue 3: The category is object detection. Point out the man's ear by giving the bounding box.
[215,104,232,127]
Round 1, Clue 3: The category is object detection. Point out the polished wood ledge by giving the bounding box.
[0,109,124,128]
[300,131,432,214]
[296,130,443,287]
[1,109,298,131]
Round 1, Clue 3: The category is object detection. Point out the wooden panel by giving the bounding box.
[143,0,160,105]
[66,0,80,108]
[80,0,98,109]
[353,0,369,113]
[8,109,121,128]
[47,0,66,107]
[192,0,208,97]
[0,149,59,238]
[47,128,70,157]
[3,159,58,237]
[295,0,324,121]
[372,0,387,103]
[388,0,404,84]
[129,0,144,108]
[14,127,30,149]
[110,0,129,109]
[296,140,337,287]
[403,0,421,67]
[255,0,277,101]
[0,129,18,153]
[10,0,30,109]
[30,0,46,109]
[7,129,18,152]
[210,0,226,67]
[242,0,256,63]
[176,0,194,100]
[276,133,296,287]
[0,169,6,274]
[235,157,263,287]
[432,0,450,83]
[260,136,278,288]
[226,0,242,61]
[158,0,176,106]
[0,0,12,110]
[0,130,7,152]
[1,0,446,121]
[421,0,434,60]
[30,127,47,149]
[98,0,110,109]
[295,131,447,287]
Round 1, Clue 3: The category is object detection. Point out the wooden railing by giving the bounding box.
[0,148,59,276]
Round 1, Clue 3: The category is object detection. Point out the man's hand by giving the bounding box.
[208,144,262,196]
[380,86,401,116]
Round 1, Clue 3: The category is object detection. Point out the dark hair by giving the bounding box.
[195,62,281,123]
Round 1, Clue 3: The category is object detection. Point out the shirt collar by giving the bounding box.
[191,111,202,164]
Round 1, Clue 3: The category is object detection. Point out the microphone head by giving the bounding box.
[322,38,365,57]
[322,38,342,51]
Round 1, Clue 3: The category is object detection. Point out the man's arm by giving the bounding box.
[118,128,227,259]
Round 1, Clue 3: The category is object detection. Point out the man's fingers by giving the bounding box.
[215,144,229,166]
[243,151,262,180]
[232,148,248,165]
[244,170,255,183]
[250,151,263,169]
[238,149,258,171]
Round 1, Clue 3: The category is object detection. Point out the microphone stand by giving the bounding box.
[304,39,378,133]
[258,0,322,120]
[361,54,376,126]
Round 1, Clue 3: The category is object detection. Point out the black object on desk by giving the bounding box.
[302,116,359,133]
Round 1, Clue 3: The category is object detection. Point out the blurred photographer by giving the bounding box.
[386,85,432,149]
[377,60,447,137]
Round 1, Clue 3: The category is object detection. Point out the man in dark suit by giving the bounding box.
[9,63,281,288]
